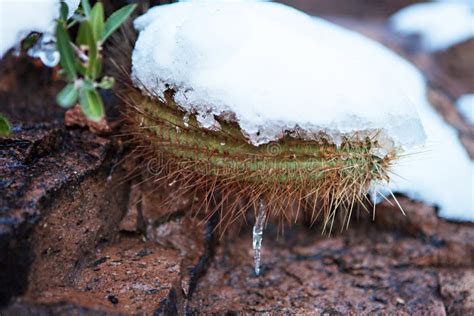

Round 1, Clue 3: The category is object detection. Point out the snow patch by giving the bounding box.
[379,68,473,221]
[456,94,474,125]
[387,105,474,221]
[390,1,474,51]
[132,1,426,150]
[0,0,79,58]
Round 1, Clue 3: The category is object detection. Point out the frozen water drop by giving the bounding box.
[368,184,388,205]
[183,114,190,127]
[196,112,221,131]
[27,34,60,67]
[252,199,266,276]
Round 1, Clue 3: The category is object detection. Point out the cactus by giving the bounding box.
[124,89,395,233]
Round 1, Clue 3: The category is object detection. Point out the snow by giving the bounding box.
[0,0,79,58]
[387,99,474,221]
[132,1,473,221]
[378,69,473,221]
[456,94,474,125]
[132,1,426,150]
[390,1,474,51]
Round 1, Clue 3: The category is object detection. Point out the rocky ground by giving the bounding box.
[0,1,473,315]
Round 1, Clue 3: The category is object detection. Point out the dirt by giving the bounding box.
[0,1,473,315]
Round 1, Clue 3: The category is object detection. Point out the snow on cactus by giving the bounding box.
[132,1,426,149]
[127,0,473,250]
[382,72,474,221]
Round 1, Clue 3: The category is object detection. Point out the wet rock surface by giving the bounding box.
[0,121,213,313]
[190,201,473,314]
[0,1,473,314]
[277,0,423,19]
[439,269,474,315]
[25,235,183,314]
[0,124,128,305]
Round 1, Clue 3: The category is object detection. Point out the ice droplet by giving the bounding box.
[252,199,267,276]
[183,114,190,127]
[27,34,60,67]
[196,112,221,131]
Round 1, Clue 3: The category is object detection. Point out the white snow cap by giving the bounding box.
[132,1,473,221]
[0,0,79,58]
[456,94,474,125]
[132,1,426,150]
[387,91,474,222]
[390,1,474,51]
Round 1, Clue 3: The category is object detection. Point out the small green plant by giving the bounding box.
[0,1,136,136]
[0,115,11,136]
[56,0,136,121]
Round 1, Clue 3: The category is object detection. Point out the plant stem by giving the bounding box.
[71,42,89,62]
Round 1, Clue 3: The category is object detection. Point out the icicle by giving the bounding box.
[27,34,60,67]
[252,199,267,276]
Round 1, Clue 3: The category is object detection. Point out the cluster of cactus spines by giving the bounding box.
[121,88,394,233]
[110,27,395,234]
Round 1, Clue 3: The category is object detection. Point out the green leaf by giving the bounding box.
[81,0,91,17]
[79,85,105,122]
[0,115,11,137]
[56,23,77,80]
[91,56,102,80]
[60,1,69,21]
[78,21,98,79]
[75,59,87,76]
[76,19,89,46]
[103,4,137,41]
[57,83,78,108]
[98,76,115,89]
[21,33,40,51]
[90,2,104,41]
